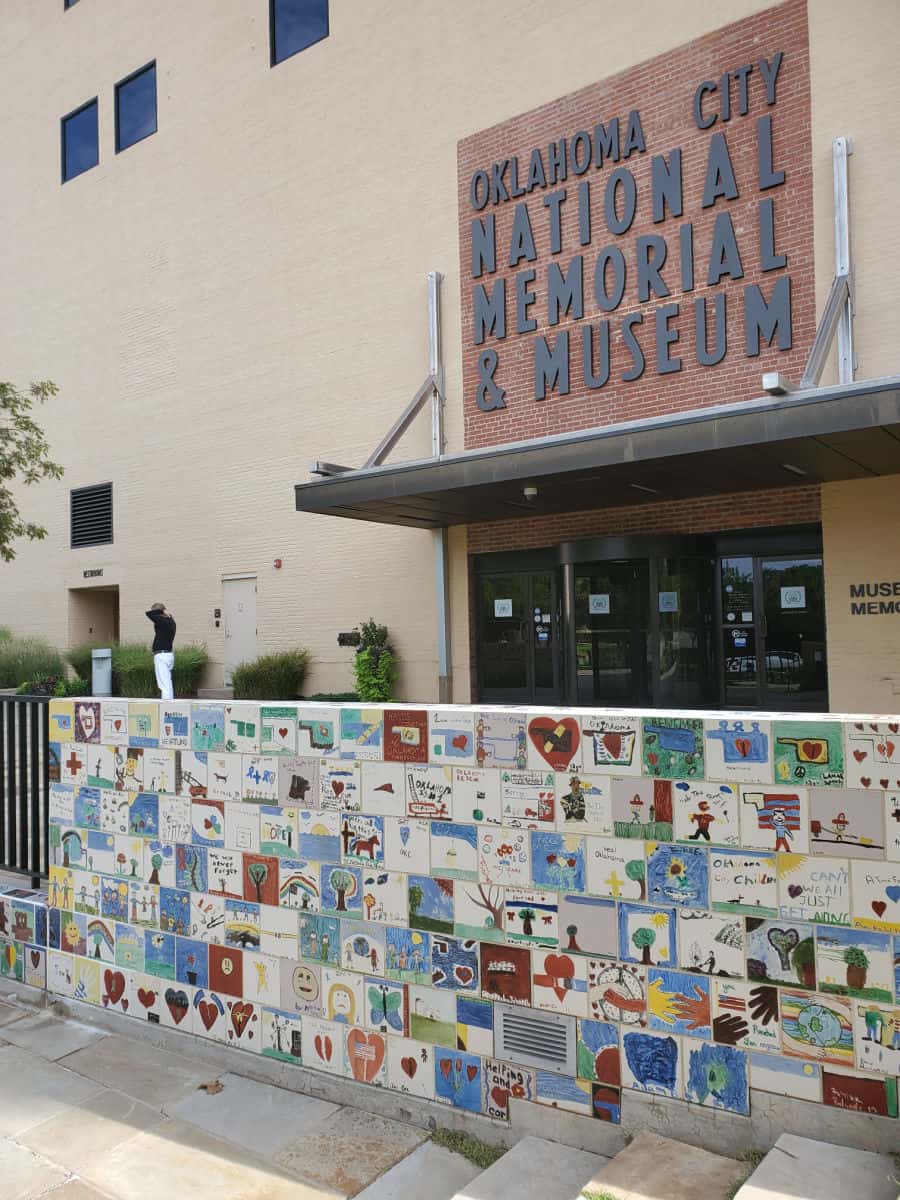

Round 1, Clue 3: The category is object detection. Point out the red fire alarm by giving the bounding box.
[274,558,282,569]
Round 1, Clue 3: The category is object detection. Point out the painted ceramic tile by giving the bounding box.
[260,705,299,756]
[408,875,453,935]
[277,756,321,808]
[500,769,555,826]
[885,792,900,861]
[684,1041,748,1114]
[338,812,384,866]
[781,989,854,1065]
[102,793,132,836]
[175,750,207,798]
[159,795,192,844]
[387,1037,436,1099]
[431,935,478,993]
[319,862,363,919]
[261,1007,303,1064]
[807,787,885,860]
[158,702,191,750]
[206,754,243,804]
[643,718,704,780]
[359,867,408,925]
[144,929,175,979]
[672,782,739,847]
[704,719,773,786]
[480,942,532,1006]
[617,903,676,968]
[852,1000,900,1075]
[223,703,260,754]
[339,708,384,761]
[405,765,452,821]
[746,917,816,988]
[386,927,431,985]
[778,855,851,926]
[677,911,744,978]
[100,700,130,747]
[581,715,640,777]
[259,806,299,859]
[477,828,530,887]
[457,994,494,1055]
[713,980,781,1052]
[434,1046,482,1111]
[73,701,101,745]
[587,958,648,1027]
[709,848,778,918]
[242,756,278,803]
[558,896,617,959]
[360,761,405,817]
[474,712,527,770]
[647,968,711,1039]
[209,943,244,998]
[850,860,900,933]
[505,888,557,948]
[300,913,340,965]
[297,809,341,862]
[482,1057,535,1120]
[83,915,116,964]
[533,1071,592,1114]
[143,750,175,796]
[49,701,75,743]
[610,777,673,840]
[72,957,102,1005]
[341,922,386,973]
[113,836,144,880]
[100,877,130,922]
[893,935,899,1001]
[585,837,645,902]
[128,882,160,929]
[533,949,588,1017]
[45,949,74,995]
[364,976,409,1036]
[451,882,501,945]
[128,793,159,840]
[114,922,145,972]
[383,708,428,764]
[192,989,228,1041]
[345,1025,387,1084]
[191,705,225,753]
[409,985,456,1046]
[128,702,160,748]
[430,822,478,880]
[555,773,613,835]
[845,722,900,791]
[190,892,225,943]
[529,832,584,893]
[429,710,476,766]
[74,787,101,831]
[259,904,298,960]
[279,858,320,912]
[49,782,76,827]
[646,842,708,910]
[452,767,502,825]
[191,798,225,848]
[774,721,844,787]
[175,843,207,892]
[740,785,809,854]
[73,874,103,917]
[320,761,361,813]
[577,1018,620,1084]
[205,850,242,900]
[48,744,60,783]
[224,806,260,857]
[296,709,339,757]
[100,966,136,1016]
[60,744,88,787]
[749,1050,821,1100]
[0,937,24,982]
[591,1083,622,1123]
[816,927,894,1002]
[280,960,322,1016]
[50,826,85,872]
[23,945,47,990]
[86,746,117,790]
[174,938,207,988]
[527,714,581,774]
[621,1029,682,1098]
[822,1066,898,1118]
[383,817,430,874]
[242,950,280,1008]
[150,981,189,1030]
[224,898,260,951]
[58,910,86,956]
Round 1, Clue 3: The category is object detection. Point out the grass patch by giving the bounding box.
[67,641,209,697]
[0,635,65,688]
[431,1128,505,1170]
[231,648,311,700]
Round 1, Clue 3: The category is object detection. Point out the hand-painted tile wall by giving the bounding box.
[23,702,900,1123]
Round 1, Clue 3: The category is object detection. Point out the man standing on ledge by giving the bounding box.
[146,602,176,700]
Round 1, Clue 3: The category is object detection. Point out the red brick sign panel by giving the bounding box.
[458,0,813,451]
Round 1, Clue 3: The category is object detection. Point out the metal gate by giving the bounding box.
[0,695,49,885]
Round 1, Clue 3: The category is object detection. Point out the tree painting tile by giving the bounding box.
[617,903,676,968]
[815,926,894,1002]
[454,880,504,944]
[746,917,817,988]
[319,862,363,920]
[408,875,453,935]
[504,888,558,948]
[559,895,617,958]
[585,837,646,902]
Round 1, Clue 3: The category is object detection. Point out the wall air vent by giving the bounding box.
[70,482,113,548]
[495,1002,576,1075]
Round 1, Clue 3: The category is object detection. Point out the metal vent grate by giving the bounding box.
[495,1003,576,1075]
[70,482,113,548]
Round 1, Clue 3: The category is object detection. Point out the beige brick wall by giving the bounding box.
[0,1,897,702]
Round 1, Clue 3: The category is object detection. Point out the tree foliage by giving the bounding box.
[0,380,63,562]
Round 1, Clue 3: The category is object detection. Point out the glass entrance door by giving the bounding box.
[477,572,562,704]
[574,561,651,705]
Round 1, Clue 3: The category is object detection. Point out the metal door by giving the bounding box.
[222,577,257,685]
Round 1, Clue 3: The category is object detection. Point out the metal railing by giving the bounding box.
[0,695,49,885]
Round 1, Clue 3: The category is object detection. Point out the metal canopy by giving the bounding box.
[294,375,900,530]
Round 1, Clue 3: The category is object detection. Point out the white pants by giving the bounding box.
[154,652,175,700]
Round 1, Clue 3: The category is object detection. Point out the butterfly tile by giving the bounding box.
[364,977,409,1036]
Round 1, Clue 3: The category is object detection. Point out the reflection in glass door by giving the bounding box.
[574,562,650,705]
[477,572,561,704]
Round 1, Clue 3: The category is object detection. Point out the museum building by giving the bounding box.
[1,0,899,712]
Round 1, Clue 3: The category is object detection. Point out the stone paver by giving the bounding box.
[19,1087,166,1174]
[355,1141,482,1200]
[735,1133,899,1200]
[165,1071,340,1159]
[0,1000,29,1027]
[584,1130,744,1200]
[58,1033,212,1109]
[274,1107,428,1196]
[455,1135,606,1200]
[1,1011,106,1060]
[0,1046,101,1137]
[36,1183,111,1199]
[0,1137,70,1200]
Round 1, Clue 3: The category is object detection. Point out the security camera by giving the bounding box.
[523,485,538,501]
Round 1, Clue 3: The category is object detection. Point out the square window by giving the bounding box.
[61,99,98,182]
[115,62,157,154]
[271,0,328,66]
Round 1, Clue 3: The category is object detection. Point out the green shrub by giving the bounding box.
[67,641,208,697]
[0,635,65,688]
[64,644,94,680]
[231,648,311,700]
[352,618,398,702]
[0,626,11,643]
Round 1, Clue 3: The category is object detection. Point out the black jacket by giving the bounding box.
[146,610,176,653]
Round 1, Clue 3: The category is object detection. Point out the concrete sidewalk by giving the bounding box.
[0,996,479,1200]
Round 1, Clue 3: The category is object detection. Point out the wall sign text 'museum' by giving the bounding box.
[467,51,795,413]
[850,582,900,616]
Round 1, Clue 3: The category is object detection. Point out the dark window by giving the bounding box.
[270,0,328,66]
[64,0,79,9]
[71,483,113,548]
[61,99,98,182]
[115,62,157,153]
